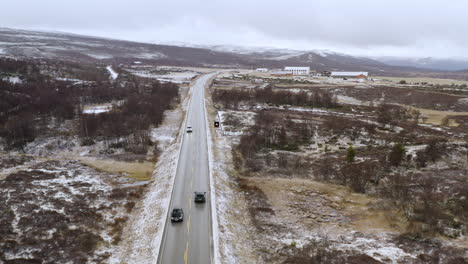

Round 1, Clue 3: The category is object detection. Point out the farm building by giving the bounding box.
[284,67,310,75]
[331,72,368,79]
[270,71,293,77]
[256,68,269,72]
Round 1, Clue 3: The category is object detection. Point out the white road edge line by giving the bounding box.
[204,72,220,264]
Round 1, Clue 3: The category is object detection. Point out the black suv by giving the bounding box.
[194,192,206,203]
[171,208,184,222]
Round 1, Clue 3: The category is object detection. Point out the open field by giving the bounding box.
[79,158,154,181]
[402,106,468,126]
[375,76,468,86]
[209,72,468,263]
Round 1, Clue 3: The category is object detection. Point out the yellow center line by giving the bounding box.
[187,214,191,233]
[184,241,189,264]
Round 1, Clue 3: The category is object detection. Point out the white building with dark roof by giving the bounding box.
[284,66,310,75]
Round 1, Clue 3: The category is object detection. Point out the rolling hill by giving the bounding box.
[1,27,467,79]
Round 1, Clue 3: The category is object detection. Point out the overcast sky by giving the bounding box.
[1,0,467,58]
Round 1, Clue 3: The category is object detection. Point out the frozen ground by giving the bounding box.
[208,105,468,263]
[0,158,144,263]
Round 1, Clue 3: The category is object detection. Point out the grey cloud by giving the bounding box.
[1,0,467,58]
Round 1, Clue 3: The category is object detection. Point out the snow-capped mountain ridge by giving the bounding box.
[1,27,467,75]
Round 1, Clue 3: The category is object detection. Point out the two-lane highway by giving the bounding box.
[158,73,215,264]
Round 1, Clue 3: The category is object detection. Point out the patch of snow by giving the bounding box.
[419,123,445,131]
[3,76,22,84]
[106,66,119,80]
[132,52,166,60]
[3,247,38,262]
[457,98,468,105]
[87,53,114,59]
[337,95,365,106]
[336,234,416,263]
[313,49,341,57]
[406,145,427,156]
[55,77,84,82]
[83,105,112,114]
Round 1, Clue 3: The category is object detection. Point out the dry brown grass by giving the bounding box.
[403,105,468,126]
[375,76,468,86]
[246,177,407,234]
[79,158,154,181]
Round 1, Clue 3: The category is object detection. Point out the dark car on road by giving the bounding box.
[194,192,206,203]
[186,126,193,133]
[171,208,184,222]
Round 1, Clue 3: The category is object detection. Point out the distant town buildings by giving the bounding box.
[284,67,310,75]
[260,67,368,80]
[330,72,368,79]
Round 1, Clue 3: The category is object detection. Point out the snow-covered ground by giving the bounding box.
[208,128,256,263]
[106,66,119,80]
[0,158,143,263]
[207,103,468,263]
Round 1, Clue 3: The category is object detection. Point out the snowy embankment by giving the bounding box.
[106,66,119,80]
[108,79,191,264]
[206,78,258,263]
[203,73,221,263]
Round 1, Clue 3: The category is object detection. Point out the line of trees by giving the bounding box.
[236,111,317,172]
[0,58,179,150]
[213,86,338,109]
[78,82,179,140]
[0,58,40,76]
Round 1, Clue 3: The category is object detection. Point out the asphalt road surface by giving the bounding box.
[158,73,215,264]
